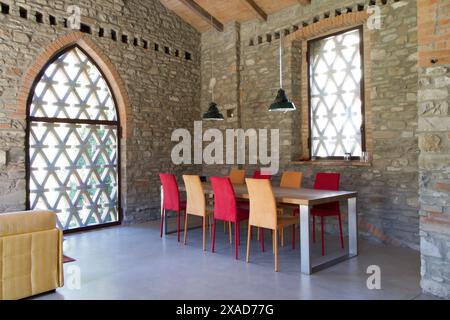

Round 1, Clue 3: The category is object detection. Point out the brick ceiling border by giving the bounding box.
[16,31,131,138]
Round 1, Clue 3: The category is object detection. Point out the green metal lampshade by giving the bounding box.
[202,102,224,121]
[269,88,296,112]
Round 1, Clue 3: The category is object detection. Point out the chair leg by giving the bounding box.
[177,210,181,242]
[274,228,278,272]
[321,216,325,256]
[238,222,241,246]
[184,213,188,245]
[260,228,265,252]
[229,222,232,245]
[338,214,344,249]
[212,219,217,253]
[292,224,296,250]
[235,222,239,260]
[273,228,276,255]
[312,215,316,243]
[246,224,251,263]
[209,215,213,238]
[203,217,206,252]
[281,227,284,248]
[160,209,165,238]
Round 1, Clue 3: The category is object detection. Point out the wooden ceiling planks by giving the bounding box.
[159,0,311,32]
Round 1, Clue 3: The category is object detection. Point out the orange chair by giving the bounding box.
[280,171,303,189]
[229,168,246,185]
[182,175,212,251]
[245,178,297,272]
[277,171,303,247]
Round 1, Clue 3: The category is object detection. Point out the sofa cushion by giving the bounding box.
[0,211,57,237]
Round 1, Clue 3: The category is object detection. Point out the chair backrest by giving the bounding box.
[159,173,181,211]
[229,168,246,185]
[253,170,272,180]
[280,171,303,189]
[210,177,237,222]
[245,178,277,230]
[313,172,340,212]
[182,175,206,217]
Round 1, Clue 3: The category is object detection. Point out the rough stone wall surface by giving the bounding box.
[0,0,202,223]
[201,0,420,249]
[417,0,450,299]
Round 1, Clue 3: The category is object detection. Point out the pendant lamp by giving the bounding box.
[269,33,296,112]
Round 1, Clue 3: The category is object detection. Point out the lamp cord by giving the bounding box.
[210,9,214,102]
[279,31,283,88]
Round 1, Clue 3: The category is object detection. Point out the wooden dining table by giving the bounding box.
[170,182,358,275]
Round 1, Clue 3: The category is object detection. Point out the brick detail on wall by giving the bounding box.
[417,0,450,67]
[285,11,370,43]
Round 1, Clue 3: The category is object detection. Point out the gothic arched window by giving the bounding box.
[27,46,121,231]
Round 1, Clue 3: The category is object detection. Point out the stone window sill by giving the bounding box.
[290,160,372,167]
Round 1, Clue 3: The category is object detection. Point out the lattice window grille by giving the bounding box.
[28,47,119,230]
[309,28,364,158]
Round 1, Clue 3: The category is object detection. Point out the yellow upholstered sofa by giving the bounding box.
[0,210,64,300]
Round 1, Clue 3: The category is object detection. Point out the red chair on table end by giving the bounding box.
[159,173,186,242]
[253,170,272,180]
[308,172,344,256]
[210,177,249,260]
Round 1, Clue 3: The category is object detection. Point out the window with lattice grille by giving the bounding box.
[308,27,365,159]
[27,46,120,231]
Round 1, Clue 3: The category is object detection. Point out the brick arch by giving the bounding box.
[17,31,131,138]
[285,11,370,43]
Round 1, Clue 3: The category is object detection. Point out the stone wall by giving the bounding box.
[0,0,202,223]
[201,0,420,249]
[417,0,450,299]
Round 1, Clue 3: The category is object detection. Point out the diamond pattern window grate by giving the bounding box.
[308,27,365,159]
[27,46,120,230]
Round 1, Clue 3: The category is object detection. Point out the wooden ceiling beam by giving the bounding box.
[298,0,311,5]
[177,0,224,31]
[241,0,267,21]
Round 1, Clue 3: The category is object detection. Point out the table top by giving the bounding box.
[180,182,357,206]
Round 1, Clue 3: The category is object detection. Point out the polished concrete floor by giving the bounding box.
[35,218,432,300]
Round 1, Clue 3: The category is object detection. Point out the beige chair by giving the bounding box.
[245,179,297,272]
[183,175,212,251]
[229,168,246,185]
[278,171,303,246]
[0,210,64,300]
[280,171,303,189]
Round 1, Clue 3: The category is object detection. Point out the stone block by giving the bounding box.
[421,238,442,258]
[419,134,441,152]
[0,150,5,166]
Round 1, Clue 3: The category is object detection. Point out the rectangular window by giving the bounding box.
[308,27,365,159]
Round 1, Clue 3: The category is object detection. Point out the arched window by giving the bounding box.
[27,45,121,231]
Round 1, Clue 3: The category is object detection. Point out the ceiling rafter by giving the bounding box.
[241,0,267,21]
[177,0,224,31]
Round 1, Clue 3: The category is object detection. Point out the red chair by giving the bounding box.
[159,173,186,242]
[295,172,344,256]
[253,170,272,180]
[210,177,249,259]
